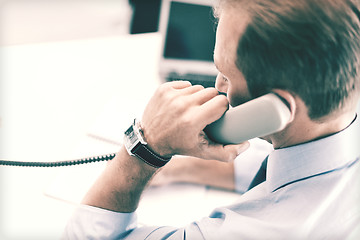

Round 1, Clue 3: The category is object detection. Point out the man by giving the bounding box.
[64,0,360,238]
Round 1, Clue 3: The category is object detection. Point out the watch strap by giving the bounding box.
[133,143,170,168]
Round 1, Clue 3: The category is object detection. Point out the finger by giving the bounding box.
[195,94,229,126]
[190,87,219,105]
[223,141,250,161]
[178,84,205,95]
[206,141,250,162]
[167,80,192,89]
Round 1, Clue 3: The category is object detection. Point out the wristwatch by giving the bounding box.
[124,119,171,168]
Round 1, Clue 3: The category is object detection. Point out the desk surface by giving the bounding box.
[0,33,158,239]
[0,33,241,239]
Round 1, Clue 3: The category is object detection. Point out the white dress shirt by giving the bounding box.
[233,138,273,193]
[63,115,360,239]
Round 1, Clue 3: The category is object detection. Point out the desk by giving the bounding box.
[0,33,241,239]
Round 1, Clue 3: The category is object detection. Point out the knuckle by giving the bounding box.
[182,114,193,126]
[156,85,167,97]
[207,87,219,95]
[157,84,176,101]
[159,83,171,93]
[201,88,218,100]
[173,97,187,110]
[193,84,205,91]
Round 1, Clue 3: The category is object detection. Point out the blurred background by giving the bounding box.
[0,0,162,239]
[1,0,163,46]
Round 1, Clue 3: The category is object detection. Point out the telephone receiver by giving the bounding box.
[204,93,291,144]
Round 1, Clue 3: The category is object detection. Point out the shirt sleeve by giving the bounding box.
[62,204,137,239]
[62,139,273,239]
[233,138,273,193]
[62,204,194,239]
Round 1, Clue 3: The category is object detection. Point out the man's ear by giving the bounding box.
[272,89,296,124]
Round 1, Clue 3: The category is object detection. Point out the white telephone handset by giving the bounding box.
[204,93,291,144]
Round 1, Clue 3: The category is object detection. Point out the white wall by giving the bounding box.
[1,0,132,45]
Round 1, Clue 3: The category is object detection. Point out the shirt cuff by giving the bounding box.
[234,138,273,193]
[63,204,137,239]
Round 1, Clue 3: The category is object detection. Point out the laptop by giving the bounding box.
[158,0,218,88]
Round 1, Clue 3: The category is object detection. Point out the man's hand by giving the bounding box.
[141,81,249,162]
[82,81,249,213]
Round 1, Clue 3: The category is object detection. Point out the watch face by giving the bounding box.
[124,120,170,167]
[124,125,139,150]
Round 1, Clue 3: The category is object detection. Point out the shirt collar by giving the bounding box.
[267,114,360,192]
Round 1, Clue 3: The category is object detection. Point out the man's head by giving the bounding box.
[214,0,360,122]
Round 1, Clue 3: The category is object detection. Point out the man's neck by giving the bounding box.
[270,110,356,149]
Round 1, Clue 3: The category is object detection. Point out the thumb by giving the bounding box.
[205,141,250,162]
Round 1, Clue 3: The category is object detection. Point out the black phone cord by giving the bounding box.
[0,153,116,167]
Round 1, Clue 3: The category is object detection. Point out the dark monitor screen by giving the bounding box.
[164,2,217,62]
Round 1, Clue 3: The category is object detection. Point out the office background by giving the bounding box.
[1,0,151,238]
[1,1,240,239]
[1,0,164,46]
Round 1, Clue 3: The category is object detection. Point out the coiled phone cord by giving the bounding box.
[0,153,116,167]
